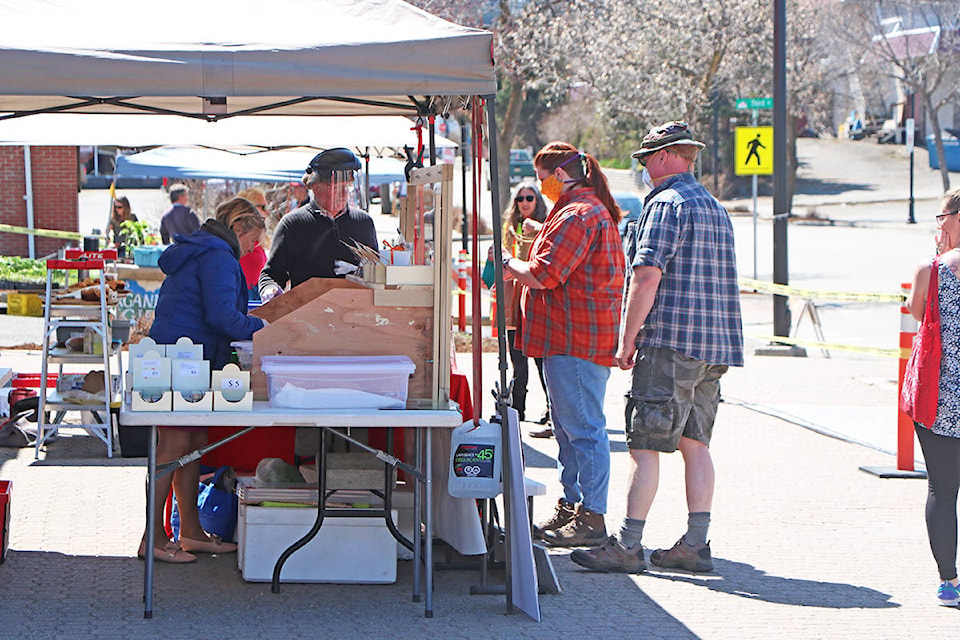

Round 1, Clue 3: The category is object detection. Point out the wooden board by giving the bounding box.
[251,286,434,404]
[250,278,363,324]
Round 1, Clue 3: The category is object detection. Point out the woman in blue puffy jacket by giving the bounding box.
[140,197,266,563]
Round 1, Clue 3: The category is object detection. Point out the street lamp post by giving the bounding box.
[906,117,916,224]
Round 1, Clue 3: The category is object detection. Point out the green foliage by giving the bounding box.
[119,219,149,247]
[0,256,62,283]
[600,157,633,170]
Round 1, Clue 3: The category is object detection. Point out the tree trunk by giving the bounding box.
[924,92,951,192]
[496,78,526,213]
[786,113,797,213]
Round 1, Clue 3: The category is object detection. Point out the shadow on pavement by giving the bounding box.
[521,442,556,469]
[795,179,877,197]
[640,558,898,609]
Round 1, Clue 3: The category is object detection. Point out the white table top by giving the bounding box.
[118,400,464,428]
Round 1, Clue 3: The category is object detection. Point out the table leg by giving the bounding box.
[271,425,327,593]
[412,425,422,603]
[425,426,433,618]
[144,425,157,619]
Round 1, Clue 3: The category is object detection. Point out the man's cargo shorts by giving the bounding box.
[624,346,728,452]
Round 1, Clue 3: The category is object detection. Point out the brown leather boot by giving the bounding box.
[542,503,606,547]
[532,498,576,540]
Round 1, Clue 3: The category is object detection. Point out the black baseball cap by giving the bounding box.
[305,147,361,177]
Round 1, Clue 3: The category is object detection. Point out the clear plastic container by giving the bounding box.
[230,341,254,369]
[260,355,416,410]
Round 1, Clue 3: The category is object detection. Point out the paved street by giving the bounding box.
[0,137,959,638]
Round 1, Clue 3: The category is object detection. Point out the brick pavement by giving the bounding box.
[0,348,958,639]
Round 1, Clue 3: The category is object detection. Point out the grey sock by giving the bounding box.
[685,512,711,547]
[618,518,645,548]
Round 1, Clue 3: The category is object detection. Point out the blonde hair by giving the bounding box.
[236,186,266,204]
[215,197,265,237]
[943,187,960,215]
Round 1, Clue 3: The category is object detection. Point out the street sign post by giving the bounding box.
[735,97,773,110]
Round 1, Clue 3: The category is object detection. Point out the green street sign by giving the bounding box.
[735,97,773,110]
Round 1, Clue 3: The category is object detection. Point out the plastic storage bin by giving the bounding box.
[132,245,165,268]
[237,503,397,583]
[260,355,416,409]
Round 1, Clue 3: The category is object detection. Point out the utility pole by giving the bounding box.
[772,0,791,339]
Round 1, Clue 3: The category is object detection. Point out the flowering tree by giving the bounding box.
[831,0,960,190]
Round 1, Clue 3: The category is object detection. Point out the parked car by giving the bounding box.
[509,149,536,184]
[613,191,643,240]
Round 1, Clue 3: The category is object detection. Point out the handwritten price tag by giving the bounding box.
[221,377,243,391]
[178,361,199,377]
[144,369,160,378]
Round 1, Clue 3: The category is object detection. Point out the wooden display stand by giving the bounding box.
[250,164,455,412]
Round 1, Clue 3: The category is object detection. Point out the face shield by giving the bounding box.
[304,148,363,214]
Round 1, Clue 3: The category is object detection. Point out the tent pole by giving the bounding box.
[363,148,371,212]
[484,96,514,613]
[23,145,36,258]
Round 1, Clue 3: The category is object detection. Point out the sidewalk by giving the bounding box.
[0,343,953,639]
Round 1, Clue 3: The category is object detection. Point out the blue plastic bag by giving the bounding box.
[171,466,238,543]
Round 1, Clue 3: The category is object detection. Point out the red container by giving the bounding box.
[0,480,10,563]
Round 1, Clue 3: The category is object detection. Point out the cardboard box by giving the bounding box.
[7,293,42,317]
[237,503,397,583]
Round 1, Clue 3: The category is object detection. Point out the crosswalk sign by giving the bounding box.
[735,126,773,176]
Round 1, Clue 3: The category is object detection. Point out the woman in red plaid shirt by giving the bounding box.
[495,141,626,546]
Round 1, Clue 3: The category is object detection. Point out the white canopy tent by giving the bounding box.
[0,0,495,118]
[0,114,458,151]
[115,146,411,184]
[0,0,536,620]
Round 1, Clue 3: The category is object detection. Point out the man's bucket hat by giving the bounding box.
[631,121,706,161]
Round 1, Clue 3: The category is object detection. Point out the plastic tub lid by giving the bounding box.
[260,355,416,375]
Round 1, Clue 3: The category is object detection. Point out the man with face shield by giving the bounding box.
[258,148,377,301]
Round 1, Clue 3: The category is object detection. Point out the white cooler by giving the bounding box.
[238,503,398,583]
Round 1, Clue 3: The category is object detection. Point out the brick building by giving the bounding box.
[0,146,78,258]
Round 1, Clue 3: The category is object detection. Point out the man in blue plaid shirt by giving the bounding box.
[573,121,743,574]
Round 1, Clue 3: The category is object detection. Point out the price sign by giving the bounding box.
[221,377,243,391]
[178,361,199,377]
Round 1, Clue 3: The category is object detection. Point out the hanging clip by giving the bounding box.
[403,144,424,182]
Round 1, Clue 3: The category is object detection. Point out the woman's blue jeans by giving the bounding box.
[542,354,611,514]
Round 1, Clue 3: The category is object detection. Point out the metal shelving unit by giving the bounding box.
[36,248,124,459]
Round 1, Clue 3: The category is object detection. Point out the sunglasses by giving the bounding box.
[936,210,958,222]
[516,195,537,203]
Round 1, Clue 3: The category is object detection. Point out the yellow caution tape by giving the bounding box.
[739,277,905,303]
[0,223,86,241]
[745,332,900,358]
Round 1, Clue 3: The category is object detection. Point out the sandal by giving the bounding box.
[137,540,197,564]
[179,533,237,554]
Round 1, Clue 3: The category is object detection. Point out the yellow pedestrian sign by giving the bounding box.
[735,126,773,176]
